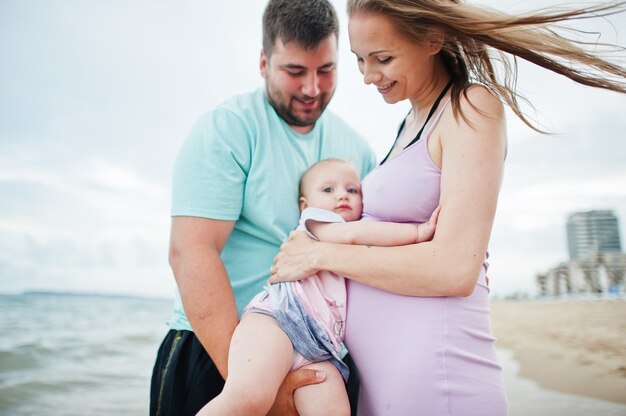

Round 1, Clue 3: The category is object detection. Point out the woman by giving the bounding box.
[269,1,626,414]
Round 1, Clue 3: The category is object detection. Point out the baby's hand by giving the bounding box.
[416,206,440,243]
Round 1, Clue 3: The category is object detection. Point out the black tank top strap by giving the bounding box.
[380,80,453,165]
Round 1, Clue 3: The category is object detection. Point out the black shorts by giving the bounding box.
[150,329,360,416]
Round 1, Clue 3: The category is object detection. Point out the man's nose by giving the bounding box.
[301,72,320,97]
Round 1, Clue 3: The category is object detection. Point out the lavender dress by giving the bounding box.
[345,99,508,416]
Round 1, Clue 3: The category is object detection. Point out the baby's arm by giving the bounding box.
[308,206,440,247]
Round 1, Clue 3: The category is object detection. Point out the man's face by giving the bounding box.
[261,35,338,134]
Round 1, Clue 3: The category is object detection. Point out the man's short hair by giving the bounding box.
[262,0,339,58]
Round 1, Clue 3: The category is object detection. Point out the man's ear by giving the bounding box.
[299,196,308,212]
[260,49,268,78]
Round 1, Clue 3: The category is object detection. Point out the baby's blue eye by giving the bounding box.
[348,188,359,194]
[323,187,333,193]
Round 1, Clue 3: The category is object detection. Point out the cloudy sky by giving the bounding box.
[1,0,625,299]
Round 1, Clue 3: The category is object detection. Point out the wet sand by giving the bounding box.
[490,298,626,407]
[498,348,626,416]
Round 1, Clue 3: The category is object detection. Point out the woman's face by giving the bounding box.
[348,12,437,104]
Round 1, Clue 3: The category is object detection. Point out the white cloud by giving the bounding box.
[499,173,626,229]
[0,0,625,298]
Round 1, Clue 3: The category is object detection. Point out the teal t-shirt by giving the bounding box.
[168,88,376,330]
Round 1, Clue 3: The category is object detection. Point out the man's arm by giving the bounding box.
[307,206,440,246]
[169,216,237,379]
[170,215,324,409]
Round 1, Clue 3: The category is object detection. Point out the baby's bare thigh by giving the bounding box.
[293,360,350,416]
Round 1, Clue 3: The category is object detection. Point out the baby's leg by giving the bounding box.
[294,360,350,416]
[197,313,293,416]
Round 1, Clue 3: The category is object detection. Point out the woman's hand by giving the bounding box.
[269,230,320,283]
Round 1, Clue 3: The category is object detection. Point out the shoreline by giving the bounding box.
[490,298,626,405]
[497,347,626,416]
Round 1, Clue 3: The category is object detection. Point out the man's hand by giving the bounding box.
[267,368,326,416]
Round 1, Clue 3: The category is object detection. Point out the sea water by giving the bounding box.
[0,292,172,416]
[4,293,626,416]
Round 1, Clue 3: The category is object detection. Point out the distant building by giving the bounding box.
[537,210,624,296]
[566,210,621,260]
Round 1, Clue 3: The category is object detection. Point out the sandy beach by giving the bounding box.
[490,298,626,407]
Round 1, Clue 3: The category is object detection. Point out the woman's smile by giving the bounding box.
[377,81,396,94]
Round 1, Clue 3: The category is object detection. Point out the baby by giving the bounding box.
[197,158,439,416]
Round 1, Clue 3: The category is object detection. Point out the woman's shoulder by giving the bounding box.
[439,84,505,137]
[459,84,504,119]
[438,83,506,151]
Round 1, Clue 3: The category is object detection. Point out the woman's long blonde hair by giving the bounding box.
[347,0,626,132]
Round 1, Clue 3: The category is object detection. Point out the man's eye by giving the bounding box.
[287,71,305,76]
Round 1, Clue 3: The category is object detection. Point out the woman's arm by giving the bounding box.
[270,87,506,297]
[307,206,439,246]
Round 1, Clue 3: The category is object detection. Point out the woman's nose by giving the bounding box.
[363,64,381,85]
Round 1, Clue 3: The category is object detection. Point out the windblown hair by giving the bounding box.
[263,0,339,58]
[347,0,626,132]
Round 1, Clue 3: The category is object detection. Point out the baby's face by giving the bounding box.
[300,161,363,222]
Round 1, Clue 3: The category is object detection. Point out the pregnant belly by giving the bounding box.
[344,277,505,416]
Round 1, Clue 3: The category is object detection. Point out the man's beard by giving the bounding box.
[266,86,332,128]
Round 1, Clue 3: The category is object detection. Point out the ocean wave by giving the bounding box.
[0,293,167,415]
[0,349,39,372]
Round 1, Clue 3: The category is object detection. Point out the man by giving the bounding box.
[149,1,376,415]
